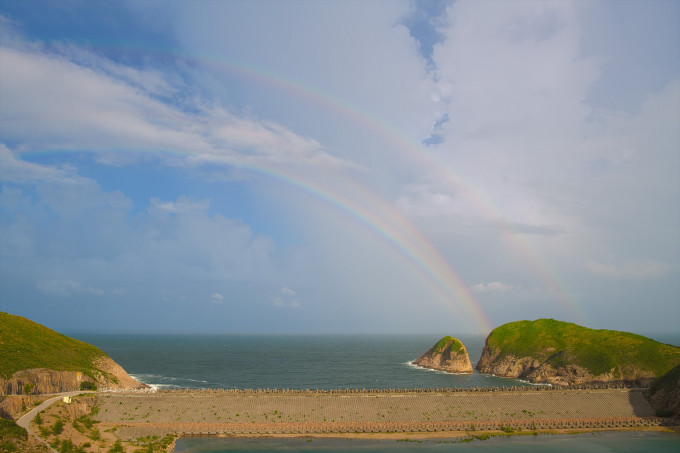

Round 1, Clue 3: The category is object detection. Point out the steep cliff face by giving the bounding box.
[0,395,41,420]
[0,358,147,395]
[0,312,147,394]
[476,319,680,386]
[413,336,473,374]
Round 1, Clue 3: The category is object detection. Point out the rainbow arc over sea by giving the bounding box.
[23,41,589,332]
[188,50,587,328]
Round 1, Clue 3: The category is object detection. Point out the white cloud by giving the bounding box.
[0,37,350,170]
[0,144,71,183]
[36,280,104,298]
[1,173,283,305]
[271,287,299,308]
[469,281,515,294]
[210,293,224,304]
[585,259,672,281]
[0,2,677,334]
[271,296,285,307]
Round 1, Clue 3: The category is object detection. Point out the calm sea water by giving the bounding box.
[71,332,680,391]
[71,334,535,390]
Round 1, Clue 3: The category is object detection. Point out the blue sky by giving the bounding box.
[0,0,678,335]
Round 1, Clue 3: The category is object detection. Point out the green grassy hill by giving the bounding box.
[0,312,109,380]
[480,319,680,381]
[431,336,464,355]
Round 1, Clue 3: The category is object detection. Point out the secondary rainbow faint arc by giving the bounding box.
[190,51,587,325]
[112,47,493,332]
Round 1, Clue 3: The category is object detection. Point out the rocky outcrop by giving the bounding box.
[474,348,656,387]
[646,364,680,417]
[0,395,41,419]
[413,336,473,374]
[0,356,147,395]
[475,319,677,387]
[0,312,148,395]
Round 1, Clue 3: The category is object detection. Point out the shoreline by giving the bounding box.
[168,426,680,452]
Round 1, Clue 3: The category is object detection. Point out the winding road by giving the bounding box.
[16,391,94,453]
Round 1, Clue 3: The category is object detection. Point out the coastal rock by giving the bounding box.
[645,364,680,417]
[0,311,148,394]
[476,319,680,386]
[0,358,147,395]
[413,336,473,374]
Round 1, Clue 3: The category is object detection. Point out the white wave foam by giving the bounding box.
[130,373,210,389]
[404,361,471,376]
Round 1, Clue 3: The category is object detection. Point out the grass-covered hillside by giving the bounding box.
[481,319,680,379]
[0,312,108,380]
[431,336,464,355]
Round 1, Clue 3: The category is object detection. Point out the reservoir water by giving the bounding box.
[173,432,680,453]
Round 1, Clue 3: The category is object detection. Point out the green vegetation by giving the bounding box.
[0,312,115,382]
[0,419,27,444]
[646,364,680,417]
[52,419,64,435]
[51,438,88,453]
[79,381,97,391]
[485,319,680,377]
[648,363,680,395]
[432,336,464,355]
[108,439,124,453]
[0,418,28,453]
[132,434,176,453]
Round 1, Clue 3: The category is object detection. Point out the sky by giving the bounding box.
[0,0,678,335]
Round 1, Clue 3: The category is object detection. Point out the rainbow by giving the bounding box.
[240,161,493,333]
[21,39,589,331]
[188,50,588,326]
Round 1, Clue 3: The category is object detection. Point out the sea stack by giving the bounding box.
[413,336,473,374]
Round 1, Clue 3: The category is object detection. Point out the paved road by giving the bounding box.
[16,391,94,453]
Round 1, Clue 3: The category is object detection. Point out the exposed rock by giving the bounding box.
[0,356,147,395]
[0,311,148,395]
[476,319,678,386]
[475,349,636,387]
[0,395,41,420]
[413,336,473,374]
[645,364,680,418]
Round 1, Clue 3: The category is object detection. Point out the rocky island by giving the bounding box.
[476,318,680,387]
[0,312,147,394]
[412,336,473,374]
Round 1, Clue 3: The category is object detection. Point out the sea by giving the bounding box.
[69,332,680,452]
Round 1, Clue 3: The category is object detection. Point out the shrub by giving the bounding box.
[108,439,124,453]
[22,383,35,395]
[0,440,18,452]
[0,419,27,441]
[655,408,673,418]
[88,428,101,440]
[79,381,97,391]
[52,420,64,435]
